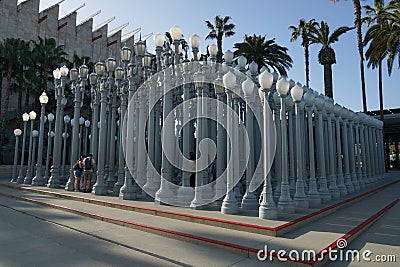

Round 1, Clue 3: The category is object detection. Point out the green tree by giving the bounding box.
[233,34,293,76]
[205,15,235,63]
[289,19,318,87]
[0,38,31,163]
[30,37,67,110]
[309,21,354,98]
[363,0,389,122]
[332,0,368,112]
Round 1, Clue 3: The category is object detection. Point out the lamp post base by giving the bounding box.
[92,183,107,196]
[177,186,194,205]
[241,192,258,210]
[277,199,295,214]
[221,193,238,214]
[32,175,44,186]
[294,196,309,210]
[259,204,278,220]
[154,182,174,205]
[308,193,321,207]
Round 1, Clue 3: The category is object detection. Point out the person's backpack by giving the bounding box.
[84,157,92,170]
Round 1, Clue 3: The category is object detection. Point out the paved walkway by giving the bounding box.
[0,173,399,266]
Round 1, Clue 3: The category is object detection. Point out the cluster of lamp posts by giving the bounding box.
[10,25,385,219]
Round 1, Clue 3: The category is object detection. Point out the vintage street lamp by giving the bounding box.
[10,129,22,182]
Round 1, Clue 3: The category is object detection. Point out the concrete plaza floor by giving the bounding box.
[0,172,399,266]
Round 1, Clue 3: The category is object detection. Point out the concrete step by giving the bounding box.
[1,177,397,238]
[0,180,398,266]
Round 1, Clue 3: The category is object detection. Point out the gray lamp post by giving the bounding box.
[31,130,39,174]
[17,113,30,183]
[84,120,90,157]
[341,108,354,194]
[61,115,70,182]
[214,63,227,205]
[325,98,340,198]
[258,69,278,219]
[276,77,295,214]
[89,72,99,185]
[241,78,258,210]
[155,25,182,205]
[32,92,48,185]
[291,83,309,210]
[221,70,238,214]
[333,104,347,196]
[104,57,117,186]
[10,129,22,182]
[190,69,206,209]
[120,55,138,200]
[285,95,296,196]
[114,60,128,194]
[304,90,321,207]
[315,96,330,202]
[24,110,37,184]
[48,65,69,188]
[78,116,85,158]
[44,113,54,184]
[93,59,113,195]
[65,66,80,191]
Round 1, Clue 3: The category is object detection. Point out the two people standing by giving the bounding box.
[73,154,96,192]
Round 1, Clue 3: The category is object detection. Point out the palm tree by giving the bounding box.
[233,34,293,76]
[309,21,354,98]
[289,19,318,87]
[205,15,235,63]
[332,0,368,112]
[0,38,31,163]
[363,0,388,122]
[30,37,67,110]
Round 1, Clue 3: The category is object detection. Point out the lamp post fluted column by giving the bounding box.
[114,66,127,194]
[350,113,361,191]
[277,78,295,214]
[176,62,194,203]
[90,74,100,183]
[325,100,340,198]
[44,114,54,184]
[241,78,258,210]
[258,70,278,219]
[11,129,22,183]
[48,66,68,188]
[333,104,347,196]
[24,111,36,184]
[304,90,321,207]
[16,114,29,183]
[93,62,111,195]
[221,85,238,214]
[315,97,330,202]
[32,92,48,185]
[291,84,309,210]
[286,96,296,196]
[341,110,354,194]
[190,70,206,209]
[107,88,118,187]
[120,61,137,200]
[65,67,82,190]
[155,67,175,204]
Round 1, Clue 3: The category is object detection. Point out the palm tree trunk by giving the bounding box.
[324,64,333,98]
[378,61,383,122]
[217,35,223,63]
[353,0,367,113]
[304,44,310,88]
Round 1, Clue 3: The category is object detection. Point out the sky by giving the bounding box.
[33,0,399,112]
